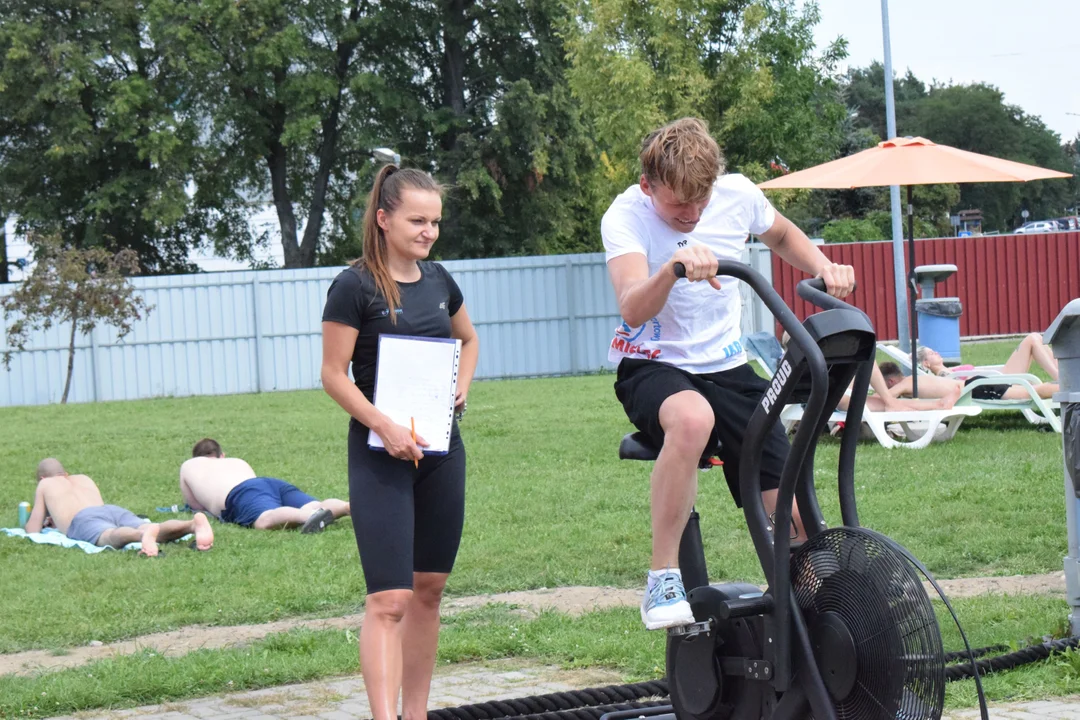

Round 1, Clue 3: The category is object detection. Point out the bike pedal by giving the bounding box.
[668,620,714,638]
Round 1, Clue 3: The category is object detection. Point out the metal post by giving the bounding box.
[88,326,100,402]
[907,186,918,398]
[747,243,774,335]
[1045,299,1080,634]
[881,0,910,351]
[565,257,579,374]
[251,276,264,393]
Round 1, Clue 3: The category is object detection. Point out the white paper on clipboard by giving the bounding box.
[368,335,461,455]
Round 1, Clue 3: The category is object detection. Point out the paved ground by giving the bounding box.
[38,659,1080,720]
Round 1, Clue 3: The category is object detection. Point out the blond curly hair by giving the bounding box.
[640,117,725,203]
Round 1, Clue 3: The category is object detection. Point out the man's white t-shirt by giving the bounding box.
[602,173,777,374]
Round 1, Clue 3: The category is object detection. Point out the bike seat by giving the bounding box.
[619,432,722,469]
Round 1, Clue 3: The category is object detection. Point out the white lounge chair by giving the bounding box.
[780,403,982,450]
[876,342,1060,432]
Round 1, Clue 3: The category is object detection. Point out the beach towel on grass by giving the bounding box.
[1,526,191,554]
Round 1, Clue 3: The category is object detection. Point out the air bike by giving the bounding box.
[614,260,990,720]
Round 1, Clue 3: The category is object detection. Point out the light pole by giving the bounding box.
[881,0,910,352]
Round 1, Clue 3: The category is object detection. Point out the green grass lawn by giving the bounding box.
[0,337,1073,713]
[1,598,1077,718]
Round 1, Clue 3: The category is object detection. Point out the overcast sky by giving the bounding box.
[811,0,1080,142]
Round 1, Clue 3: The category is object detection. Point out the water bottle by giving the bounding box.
[18,502,31,528]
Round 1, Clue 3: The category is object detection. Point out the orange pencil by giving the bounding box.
[411,417,419,469]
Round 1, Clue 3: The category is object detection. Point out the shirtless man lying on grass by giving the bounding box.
[179,438,349,533]
[25,458,214,557]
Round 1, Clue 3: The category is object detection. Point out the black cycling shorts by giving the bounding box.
[614,358,789,507]
[348,418,466,594]
[965,376,1009,400]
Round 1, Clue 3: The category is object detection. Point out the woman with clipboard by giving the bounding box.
[320,164,479,720]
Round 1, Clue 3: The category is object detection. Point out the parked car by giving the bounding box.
[1013,221,1058,234]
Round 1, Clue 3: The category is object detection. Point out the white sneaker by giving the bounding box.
[640,570,694,630]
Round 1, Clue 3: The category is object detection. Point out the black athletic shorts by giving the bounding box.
[613,358,789,507]
[348,418,466,594]
[964,375,1008,401]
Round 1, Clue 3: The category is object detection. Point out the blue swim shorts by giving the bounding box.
[220,477,316,527]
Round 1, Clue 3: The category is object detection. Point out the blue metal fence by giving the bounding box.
[0,248,774,407]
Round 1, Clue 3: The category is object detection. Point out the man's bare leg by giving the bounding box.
[152,514,214,550]
[652,391,713,570]
[640,390,712,629]
[252,506,311,529]
[321,499,350,519]
[97,515,214,556]
[96,527,144,551]
[253,503,341,532]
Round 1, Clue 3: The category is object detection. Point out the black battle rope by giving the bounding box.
[944,643,1009,663]
[946,636,1080,681]
[428,700,671,720]
[425,680,670,720]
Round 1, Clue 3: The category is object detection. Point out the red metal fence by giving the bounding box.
[770,231,1080,340]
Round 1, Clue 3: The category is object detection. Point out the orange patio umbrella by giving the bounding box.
[758,136,1072,395]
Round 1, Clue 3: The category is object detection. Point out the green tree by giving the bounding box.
[149,0,387,268]
[0,0,205,273]
[908,84,1074,231]
[844,61,925,141]
[326,0,600,260]
[1065,134,1080,216]
[2,235,152,404]
[564,0,848,204]
[152,0,598,265]
[842,67,1074,232]
[820,217,884,243]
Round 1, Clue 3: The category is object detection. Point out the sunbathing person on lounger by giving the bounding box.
[884,334,1058,401]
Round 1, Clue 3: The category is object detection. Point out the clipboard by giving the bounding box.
[368,335,462,455]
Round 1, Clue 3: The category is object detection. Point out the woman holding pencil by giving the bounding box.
[320,164,479,720]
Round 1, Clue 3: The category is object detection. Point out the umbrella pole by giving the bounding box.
[907,185,918,397]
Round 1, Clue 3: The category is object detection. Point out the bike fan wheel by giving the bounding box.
[790,527,945,720]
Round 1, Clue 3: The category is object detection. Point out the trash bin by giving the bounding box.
[916,297,962,364]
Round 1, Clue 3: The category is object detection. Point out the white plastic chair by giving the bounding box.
[780,403,982,450]
[876,342,1060,432]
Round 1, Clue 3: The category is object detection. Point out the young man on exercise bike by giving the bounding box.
[603,118,856,630]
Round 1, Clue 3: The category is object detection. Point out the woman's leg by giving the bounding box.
[1003,333,1059,379]
[1002,382,1059,400]
[361,589,413,720]
[401,436,466,720]
[401,572,449,720]
[349,421,417,720]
